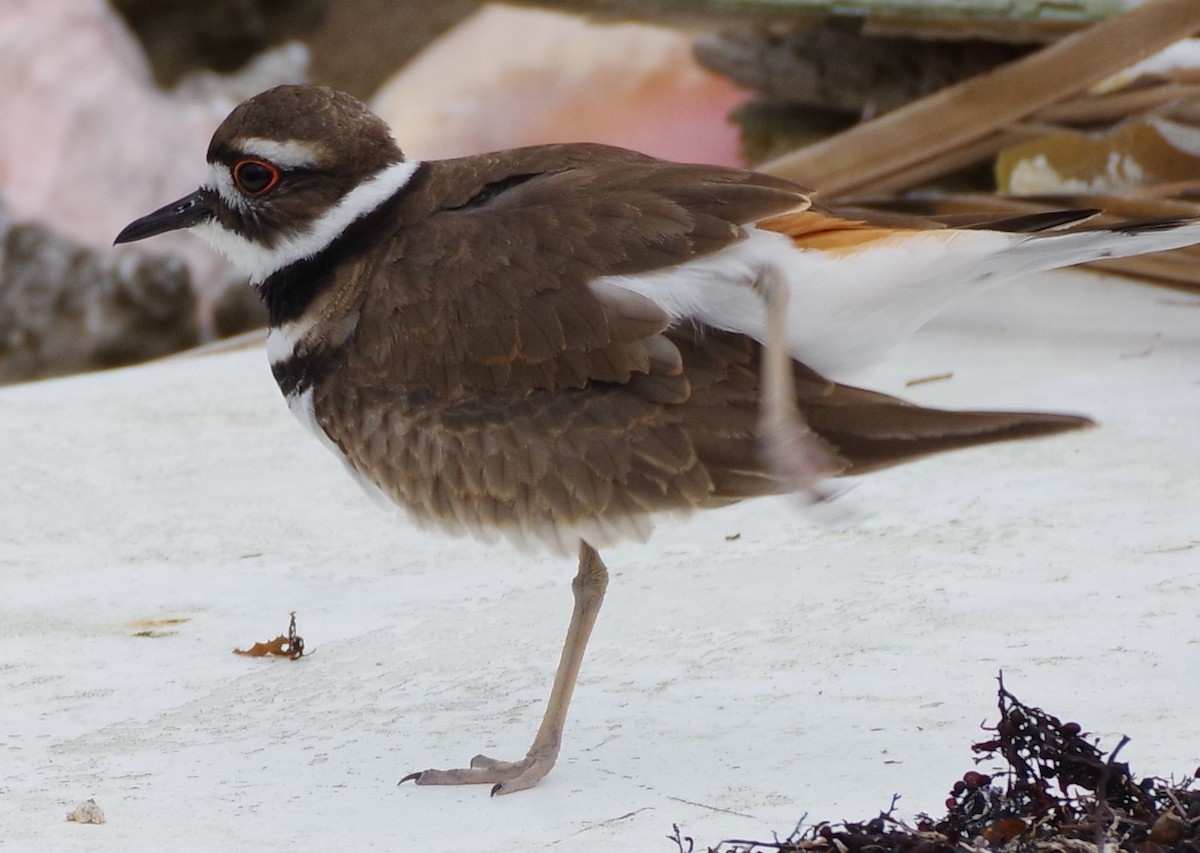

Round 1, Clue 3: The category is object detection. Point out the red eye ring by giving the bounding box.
[232,159,281,196]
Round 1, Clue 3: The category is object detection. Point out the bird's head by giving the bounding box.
[115,84,414,283]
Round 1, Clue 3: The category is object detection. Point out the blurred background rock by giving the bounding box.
[0,0,1196,385]
[110,0,477,99]
[0,197,198,383]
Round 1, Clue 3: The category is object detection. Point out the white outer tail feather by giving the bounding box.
[995,221,1200,276]
[599,220,1200,381]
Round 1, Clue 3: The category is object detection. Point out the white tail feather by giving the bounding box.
[598,219,1200,381]
[994,221,1200,277]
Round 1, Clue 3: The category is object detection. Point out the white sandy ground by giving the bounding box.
[0,269,1197,851]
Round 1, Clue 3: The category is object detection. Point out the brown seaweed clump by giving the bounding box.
[672,677,1199,853]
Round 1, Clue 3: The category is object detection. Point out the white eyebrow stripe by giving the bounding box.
[238,137,328,169]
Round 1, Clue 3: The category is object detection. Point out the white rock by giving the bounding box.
[66,798,105,825]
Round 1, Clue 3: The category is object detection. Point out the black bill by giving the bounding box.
[114,189,213,244]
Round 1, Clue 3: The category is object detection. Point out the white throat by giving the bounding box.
[192,159,421,284]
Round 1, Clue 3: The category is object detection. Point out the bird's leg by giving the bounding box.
[401,540,609,796]
[753,264,843,499]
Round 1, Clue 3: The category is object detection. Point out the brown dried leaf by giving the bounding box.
[233,635,292,658]
[980,817,1027,845]
[233,612,306,660]
[1147,810,1187,845]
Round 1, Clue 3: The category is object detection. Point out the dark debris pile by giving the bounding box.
[672,678,1199,853]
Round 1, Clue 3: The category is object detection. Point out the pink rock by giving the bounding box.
[371,5,749,166]
[0,0,297,322]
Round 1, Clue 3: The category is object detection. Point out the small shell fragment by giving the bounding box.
[66,798,106,824]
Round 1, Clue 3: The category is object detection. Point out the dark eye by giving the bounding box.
[232,159,281,195]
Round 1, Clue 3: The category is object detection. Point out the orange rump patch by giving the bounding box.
[757,209,917,255]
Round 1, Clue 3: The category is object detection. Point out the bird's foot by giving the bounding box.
[400,746,557,796]
[401,544,605,798]
[757,414,841,503]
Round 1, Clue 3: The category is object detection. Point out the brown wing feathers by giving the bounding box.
[315,146,1090,548]
[672,330,1091,495]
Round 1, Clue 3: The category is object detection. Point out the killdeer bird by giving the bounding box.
[116,84,1200,795]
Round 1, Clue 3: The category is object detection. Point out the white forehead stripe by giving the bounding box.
[206,161,247,212]
[238,137,328,170]
[191,158,422,284]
